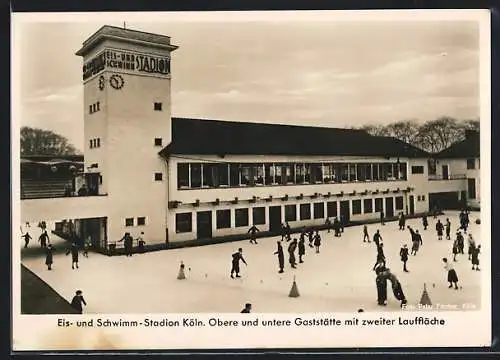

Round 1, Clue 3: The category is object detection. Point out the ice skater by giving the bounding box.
[375,266,388,306]
[445,218,452,240]
[422,215,428,230]
[333,217,341,237]
[399,244,409,272]
[274,241,285,273]
[313,230,321,253]
[298,237,305,263]
[380,211,385,226]
[373,229,383,248]
[307,228,314,248]
[136,232,145,253]
[21,232,32,248]
[471,245,481,271]
[66,243,80,269]
[281,223,287,241]
[39,230,50,248]
[248,224,260,244]
[240,303,252,313]
[285,222,291,241]
[45,244,54,270]
[288,238,298,269]
[70,290,87,314]
[339,215,345,233]
[436,219,444,240]
[83,236,91,258]
[363,225,370,242]
[386,269,408,307]
[373,243,386,272]
[118,232,134,256]
[442,258,459,290]
[467,234,476,260]
[452,238,459,262]
[230,248,247,279]
[398,212,406,230]
[457,231,465,255]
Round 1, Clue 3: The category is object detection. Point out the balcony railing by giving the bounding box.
[428,174,466,181]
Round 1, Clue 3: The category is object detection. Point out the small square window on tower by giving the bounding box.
[154,138,162,146]
[92,103,97,113]
[97,101,100,111]
[154,172,163,181]
[89,139,93,149]
[99,175,103,184]
[89,105,93,114]
[137,217,146,226]
[154,102,163,111]
[125,218,134,227]
[97,138,100,147]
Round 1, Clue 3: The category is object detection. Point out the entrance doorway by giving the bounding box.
[442,165,449,180]
[268,206,282,233]
[339,200,350,224]
[409,195,415,215]
[196,211,212,239]
[385,197,394,217]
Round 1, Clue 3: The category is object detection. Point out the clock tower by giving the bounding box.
[76,26,178,247]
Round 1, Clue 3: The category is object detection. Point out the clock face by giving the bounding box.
[98,76,105,91]
[109,74,125,90]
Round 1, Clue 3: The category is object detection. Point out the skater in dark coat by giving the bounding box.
[230,248,247,278]
[452,238,459,262]
[307,229,314,248]
[313,230,321,253]
[471,245,481,271]
[436,220,444,240]
[248,225,260,244]
[70,290,87,314]
[297,238,305,263]
[363,225,370,242]
[240,303,252,313]
[373,244,386,271]
[386,270,408,307]
[445,218,451,240]
[118,232,134,256]
[373,230,383,248]
[375,271,388,306]
[339,215,345,233]
[398,212,406,230]
[22,232,32,248]
[380,211,385,225]
[285,222,291,241]
[66,243,80,269]
[288,239,298,268]
[281,224,287,241]
[399,244,409,272]
[333,217,341,237]
[422,215,428,230]
[411,230,423,255]
[442,258,459,289]
[457,231,465,254]
[274,241,285,273]
[136,232,145,253]
[45,244,54,270]
[39,230,50,248]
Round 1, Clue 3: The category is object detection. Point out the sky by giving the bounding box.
[14,11,483,152]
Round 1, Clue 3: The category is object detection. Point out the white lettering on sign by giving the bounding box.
[83,49,170,80]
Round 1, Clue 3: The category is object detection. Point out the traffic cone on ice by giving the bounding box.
[177,261,186,280]
[289,276,300,298]
[419,283,432,306]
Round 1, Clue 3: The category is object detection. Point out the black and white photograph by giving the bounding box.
[12,10,491,350]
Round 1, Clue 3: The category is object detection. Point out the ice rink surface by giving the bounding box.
[20,211,482,313]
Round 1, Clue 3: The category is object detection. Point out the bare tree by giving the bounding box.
[21,126,80,156]
[384,119,420,145]
[357,124,390,137]
[415,116,464,153]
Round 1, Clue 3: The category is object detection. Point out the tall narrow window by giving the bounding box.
[202,163,215,188]
[285,205,297,222]
[252,207,266,225]
[190,164,202,188]
[96,138,100,147]
[313,202,325,219]
[264,164,275,185]
[177,163,190,188]
[235,208,249,227]
[240,165,251,186]
[218,163,229,187]
[373,164,380,181]
[365,164,373,181]
[96,101,100,111]
[300,203,311,220]
[176,213,192,233]
[253,164,264,185]
[311,164,323,183]
[349,164,357,181]
[340,164,349,182]
[327,201,337,217]
[89,139,93,148]
[229,164,240,187]
[216,210,231,229]
[352,200,362,215]
[295,164,305,183]
[363,199,373,213]
[89,105,93,114]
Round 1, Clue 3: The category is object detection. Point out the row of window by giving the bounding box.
[177,162,409,189]
[417,195,426,202]
[125,217,147,227]
[89,138,101,149]
[175,196,405,233]
[89,102,101,114]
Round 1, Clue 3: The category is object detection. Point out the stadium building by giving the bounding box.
[19,25,480,253]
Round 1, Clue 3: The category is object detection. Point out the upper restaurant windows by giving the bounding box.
[176,161,409,189]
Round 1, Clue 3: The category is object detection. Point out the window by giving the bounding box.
[363,199,373,213]
[395,196,404,210]
[283,164,295,184]
[468,178,476,199]
[375,198,383,212]
[235,208,249,227]
[240,165,251,186]
[125,218,134,227]
[421,195,426,201]
[326,201,337,217]
[92,104,96,113]
[285,205,297,222]
[373,164,379,181]
[89,139,93,149]
[467,159,476,170]
[340,164,349,182]
[154,138,163,146]
[202,163,215,187]
[96,101,100,111]
[154,172,163,181]
[154,102,163,111]
[310,164,323,183]
[417,195,421,201]
[177,163,190,188]
[357,164,367,181]
[313,202,325,219]
[428,159,436,175]
[399,163,407,180]
[99,175,102,184]
[300,203,311,220]
[365,164,372,181]
[323,164,333,183]
[411,166,424,174]
[137,217,146,226]
[89,105,93,114]
[229,164,240,186]
[176,213,192,233]
[216,210,231,229]
[217,164,229,187]
[252,164,264,186]
[96,138,100,147]
[349,164,357,181]
[252,207,266,225]
[191,164,202,188]
[352,200,362,215]
[264,164,275,184]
